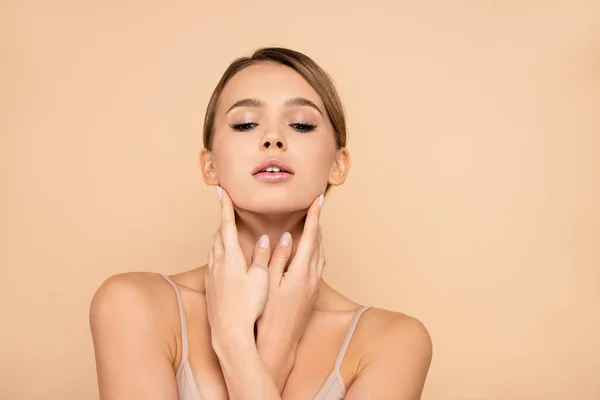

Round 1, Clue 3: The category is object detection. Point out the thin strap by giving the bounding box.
[334,306,372,371]
[159,273,189,365]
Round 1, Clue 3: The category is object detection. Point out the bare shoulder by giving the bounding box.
[360,307,432,355]
[89,272,187,399]
[344,307,433,399]
[90,272,176,320]
[320,283,432,356]
[89,272,180,362]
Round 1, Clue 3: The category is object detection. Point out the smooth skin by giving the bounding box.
[90,62,432,399]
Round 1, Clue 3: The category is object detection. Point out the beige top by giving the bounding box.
[160,274,371,400]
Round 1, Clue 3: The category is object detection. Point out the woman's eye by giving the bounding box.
[290,123,317,133]
[230,122,258,131]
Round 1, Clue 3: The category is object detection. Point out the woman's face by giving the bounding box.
[201,62,349,214]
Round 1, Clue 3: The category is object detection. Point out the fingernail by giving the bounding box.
[280,232,291,247]
[258,234,270,249]
[216,186,222,200]
[318,194,324,209]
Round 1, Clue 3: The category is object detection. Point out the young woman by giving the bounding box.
[90,47,432,400]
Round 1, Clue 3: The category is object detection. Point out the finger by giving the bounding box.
[217,187,239,250]
[207,247,215,274]
[289,194,323,270]
[212,229,224,260]
[268,232,293,285]
[205,248,214,293]
[308,232,320,280]
[316,228,326,278]
[250,234,271,272]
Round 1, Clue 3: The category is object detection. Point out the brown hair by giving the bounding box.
[202,47,347,151]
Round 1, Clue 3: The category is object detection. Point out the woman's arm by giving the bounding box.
[89,273,179,400]
[345,316,433,399]
[211,332,282,399]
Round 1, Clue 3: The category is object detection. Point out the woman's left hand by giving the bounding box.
[204,187,271,349]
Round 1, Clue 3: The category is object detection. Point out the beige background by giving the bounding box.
[1,1,599,399]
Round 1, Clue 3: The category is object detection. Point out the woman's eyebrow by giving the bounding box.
[226,97,323,115]
[284,97,323,115]
[226,98,263,114]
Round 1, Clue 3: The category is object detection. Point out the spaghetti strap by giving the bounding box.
[334,306,372,371]
[159,273,189,365]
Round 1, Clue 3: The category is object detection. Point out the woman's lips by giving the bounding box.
[253,171,294,182]
[251,158,294,175]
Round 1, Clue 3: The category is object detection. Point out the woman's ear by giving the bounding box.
[199,148,219,185]
[328,147,351,186]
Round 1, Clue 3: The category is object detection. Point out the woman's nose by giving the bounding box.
[261,128,287,150]
[262,139,285,149]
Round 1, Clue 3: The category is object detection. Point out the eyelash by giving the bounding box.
[229,122,317,133]
[291,122,317,133]
[230,122,257,132]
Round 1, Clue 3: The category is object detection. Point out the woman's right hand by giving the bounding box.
[256,194,325,390]
[205,187,271,349]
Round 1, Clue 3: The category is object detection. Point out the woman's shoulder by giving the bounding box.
[90,268,205,307]
[322,284,431,339]
[89,268,207,329]
[360,306,431,347]
[322,284,431,360]
[89,272,185,353]
[352,306,432,376]
[320,283,430,336]
[89,270,207,390]
[90,271,175,311]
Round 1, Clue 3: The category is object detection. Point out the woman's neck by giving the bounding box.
[234,207,307,267]
[225,207,340,313]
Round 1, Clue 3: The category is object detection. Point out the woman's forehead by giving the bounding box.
[219,63,324,111]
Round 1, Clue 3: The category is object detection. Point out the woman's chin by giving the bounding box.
[234,201,309,216]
